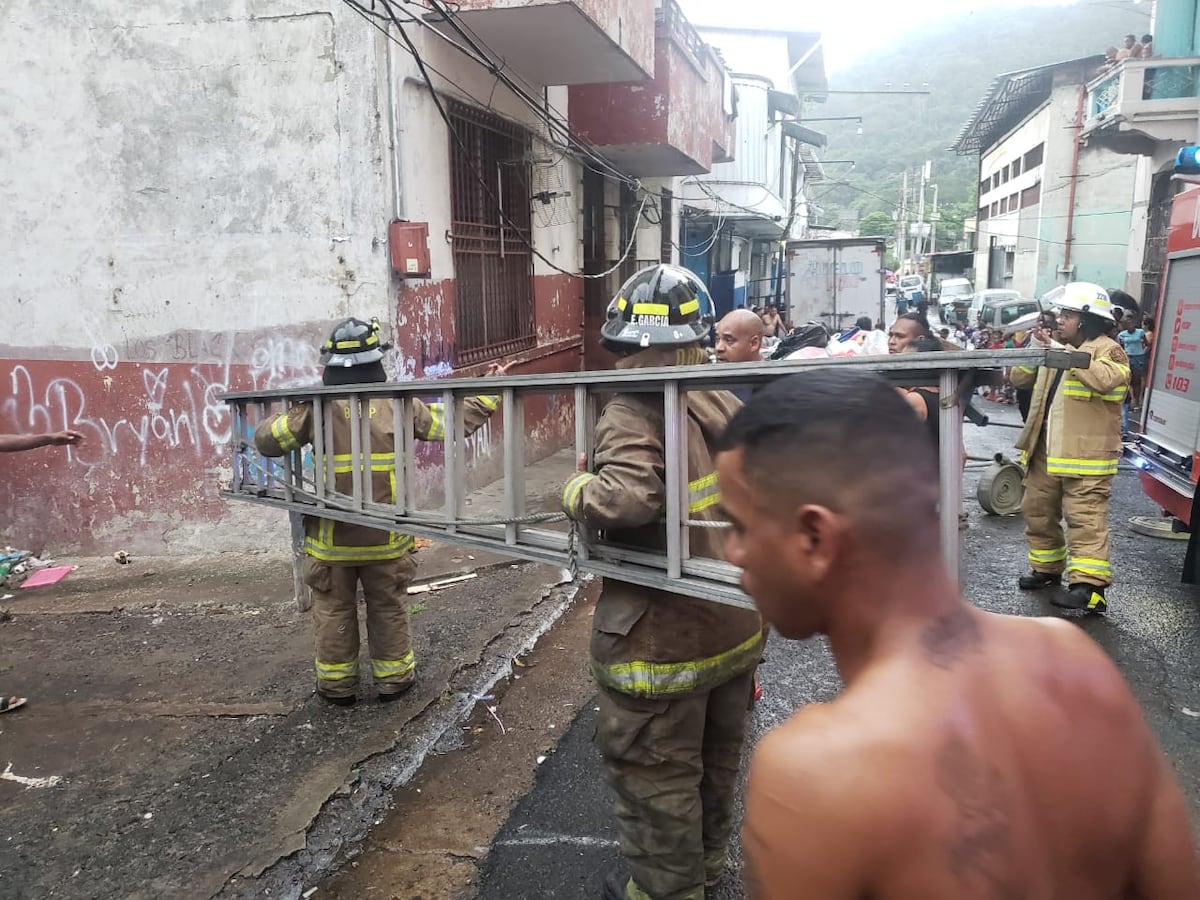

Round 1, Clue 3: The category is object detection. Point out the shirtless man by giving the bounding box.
[715,308,764,364]
[716,370,1198,899]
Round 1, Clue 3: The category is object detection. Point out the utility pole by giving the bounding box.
[929,183,940,257]
[899,169,909,271]
[916,163,927,261]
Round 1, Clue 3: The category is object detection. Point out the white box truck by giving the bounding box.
[785,238,886,331]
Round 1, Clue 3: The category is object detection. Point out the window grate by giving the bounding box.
[448,102,536,365]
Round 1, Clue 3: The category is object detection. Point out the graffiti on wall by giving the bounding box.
[2,329,322,468]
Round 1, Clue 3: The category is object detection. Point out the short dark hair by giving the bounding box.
[1141,33,1153,42]
[856,316,873,331]
[896,312,934,338]
[720,370,940,550]
[1079,312,1112,340]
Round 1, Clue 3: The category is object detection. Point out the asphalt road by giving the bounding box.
[474,399,1200,900]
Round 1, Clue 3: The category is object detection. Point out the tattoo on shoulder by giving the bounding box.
[936,736,1023,899]
[920,608,983,670]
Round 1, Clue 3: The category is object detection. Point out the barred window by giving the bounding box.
[448,102,536,364]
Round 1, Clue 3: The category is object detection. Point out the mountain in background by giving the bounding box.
[811,2,1150,244]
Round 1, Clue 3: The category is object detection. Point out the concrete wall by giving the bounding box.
[1,2,583,555]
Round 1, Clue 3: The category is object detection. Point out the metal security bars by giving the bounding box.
[448,101,536,364]
[222,349,1089,611]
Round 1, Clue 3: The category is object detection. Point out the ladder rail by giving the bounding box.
[224,349,1090,608]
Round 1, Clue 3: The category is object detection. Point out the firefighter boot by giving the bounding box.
[1018,571,1062,590]
[1052,584,1108,614]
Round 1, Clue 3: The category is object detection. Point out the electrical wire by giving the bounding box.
[397,0,643,188]
[351,0,650,279]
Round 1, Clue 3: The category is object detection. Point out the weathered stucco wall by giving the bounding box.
[1,2,583,555]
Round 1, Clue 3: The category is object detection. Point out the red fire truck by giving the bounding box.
[1127,183,1200,526]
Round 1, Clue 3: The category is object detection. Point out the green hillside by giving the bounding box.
[811,1,1150,243]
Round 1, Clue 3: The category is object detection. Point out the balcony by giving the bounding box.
[435,0,655,85]
[566,0,736,177]
[1083,57,1200,157]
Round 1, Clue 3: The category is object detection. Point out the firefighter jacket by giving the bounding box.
[255,392,499,564]
[1010,334,1130,477]
[561,346,763,700]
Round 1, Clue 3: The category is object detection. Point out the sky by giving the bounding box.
[675,0,1146,74]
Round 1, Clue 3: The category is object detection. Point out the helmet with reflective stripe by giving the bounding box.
[1054,282,1115,322]
[601,264,714,350]
[320,317,392,367]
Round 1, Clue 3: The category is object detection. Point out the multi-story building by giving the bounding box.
[0,0,735,554]
[1079,0,1200,309]
[675,26,828,314]
[953,56,1142,299]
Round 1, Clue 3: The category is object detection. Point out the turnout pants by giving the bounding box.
[595,671,755,900]
[1022,450,1114,588]
[302,555,418,699]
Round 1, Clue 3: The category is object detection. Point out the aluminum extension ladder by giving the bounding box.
[221,349,1088,611]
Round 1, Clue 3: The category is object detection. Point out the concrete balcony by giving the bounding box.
[566,0,735,177]
[439,0,655,85]
[1083,57,1200,158]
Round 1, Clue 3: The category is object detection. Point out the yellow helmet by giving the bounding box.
[1055,282,1115,322]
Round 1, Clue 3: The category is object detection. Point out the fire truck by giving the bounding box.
[1126,177,1200,529]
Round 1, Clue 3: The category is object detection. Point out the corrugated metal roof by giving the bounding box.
[949,55,1103,155]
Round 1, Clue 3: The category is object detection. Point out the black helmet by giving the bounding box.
[320,317,392,368]
[601,264,713,351]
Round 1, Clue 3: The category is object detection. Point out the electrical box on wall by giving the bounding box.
[389,221,431,278]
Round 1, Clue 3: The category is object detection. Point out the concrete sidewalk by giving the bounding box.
[0,450,579,899]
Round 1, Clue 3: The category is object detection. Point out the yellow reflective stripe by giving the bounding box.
[272,415,300,452]
[1068,557,1111,578]
[678,299,700,316]
[632,303,670,316]
[477,394,500,411]
[315,660,357,682]
[617,297,628,311]
[593,630,764,697]
[332,452,397,474]
[1045,457,1118,476]
[1016,366,1037,374]
[428,404,446,440]
[1029,546,1067,563]
[333,335,378,349]
[371,653,416,680]
[1097,387,1127,402]
[305,531,414,562]
[562,472,595,517]
[688,473,721,514]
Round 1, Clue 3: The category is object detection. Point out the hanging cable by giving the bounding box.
[344,0,651,279]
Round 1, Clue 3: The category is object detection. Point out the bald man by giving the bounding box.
[715,309,765,364]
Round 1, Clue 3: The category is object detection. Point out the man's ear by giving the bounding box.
[793,504,842,580]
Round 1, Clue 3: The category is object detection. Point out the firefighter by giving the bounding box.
[255,317,506,706]
[560,265,763,900]
[1009,283,1130,613]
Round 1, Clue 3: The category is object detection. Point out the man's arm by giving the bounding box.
[0,431,83,452]
[562,399,666,530]
[413,362,510,441]
[254,405,313,457]
[743,718,873,900]
[1128,751,1200,898]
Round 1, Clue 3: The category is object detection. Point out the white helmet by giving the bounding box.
[1055,282,1115,322]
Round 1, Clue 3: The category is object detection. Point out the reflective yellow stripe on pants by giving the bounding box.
[1067,557,1112,581]
[1028,546,1067,566]
[688,473,720,514]
[592,631,763,698]
[315,659,357,683]
[372,653,416,680]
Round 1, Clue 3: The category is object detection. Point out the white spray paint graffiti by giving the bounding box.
[2,330,321,467]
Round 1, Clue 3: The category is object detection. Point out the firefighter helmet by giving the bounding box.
[319,317,392,368]
[1054,282,1116,322]
[601,264,713,350]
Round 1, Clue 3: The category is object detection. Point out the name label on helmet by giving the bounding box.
[635,315,670,327]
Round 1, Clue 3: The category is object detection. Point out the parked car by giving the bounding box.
[978,297,1041,330]
[970,288,1021,324]
[937,277,974,324]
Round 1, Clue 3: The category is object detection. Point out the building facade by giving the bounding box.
[955,58,1141,300]
[1,0,733,554]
